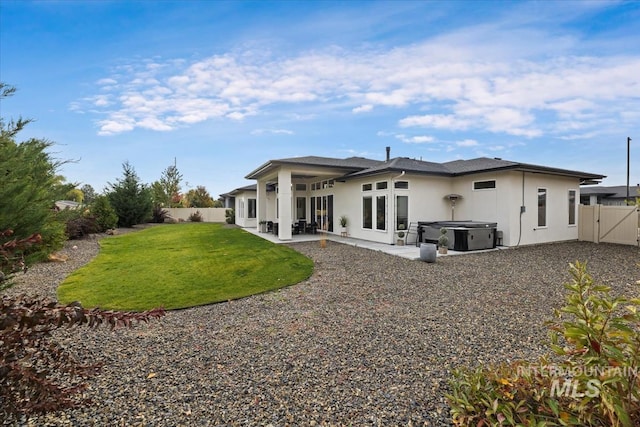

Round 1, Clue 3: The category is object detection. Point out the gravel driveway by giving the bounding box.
[3,232,639,426]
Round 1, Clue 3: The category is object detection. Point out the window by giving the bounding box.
[363,197,372,229]
[376,195,386,230]
[394,181,409,189]
[238,200,245,218]
[362,183,372,191]
[568,190,576,225]
[474,180,496,190]
[295,183,307,191]
[538,188,547,227]
[311,183,317,191]
[376,181,388,190]
[247,198,256,219]
[296,197,306,220]
[396,195,408,230]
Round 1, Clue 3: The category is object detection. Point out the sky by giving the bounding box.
[1,0,639,198]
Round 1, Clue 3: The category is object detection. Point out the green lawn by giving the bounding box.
[57,223,314,311]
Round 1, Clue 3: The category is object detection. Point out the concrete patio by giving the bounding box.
[243,227,501,260]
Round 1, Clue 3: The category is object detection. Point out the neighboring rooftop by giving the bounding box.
[581,185,640,198]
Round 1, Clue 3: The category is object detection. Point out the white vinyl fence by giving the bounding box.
[164,208,228,223]
[579,204,639,246]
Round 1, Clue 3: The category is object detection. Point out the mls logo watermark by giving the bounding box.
[517,365,640,400]
[550,378,600,398]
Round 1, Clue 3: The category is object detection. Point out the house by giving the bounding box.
[220,184,277,228]
[219,184,258,211]
[237,148,604,247]
[54,200,81,210]
[580,185,640,206]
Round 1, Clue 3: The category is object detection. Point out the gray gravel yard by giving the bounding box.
[4,233,639,426]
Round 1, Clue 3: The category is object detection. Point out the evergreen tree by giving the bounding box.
[90,195,118,231]
[106,162,152,227]
[150,163,183,207]
[0,83,68,259]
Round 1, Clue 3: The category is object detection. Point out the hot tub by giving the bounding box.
[417,221,498,251]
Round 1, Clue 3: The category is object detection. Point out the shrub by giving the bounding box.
[447,261,640,426]
[65,215,99,239]
[151,205,170,223]
[1,295,165,418]
[0,229,42,290]
[55,208,99,239]
[438,227,449,247]
[225,208,235,224]
[91,195,118,232]
[188,210,203,222]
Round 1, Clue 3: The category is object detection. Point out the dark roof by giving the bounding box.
[245,156,381,179]
[345,157,450,179]
[581,185,639,198]
[246,155,605,183]
[277,156,381,168]
[442,157,604,181]
[443,158,519,174]
[219,184,257,198]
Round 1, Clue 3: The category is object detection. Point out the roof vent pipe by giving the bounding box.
[386,146,390,161]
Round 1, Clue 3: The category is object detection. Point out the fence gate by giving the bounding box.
[579,204,639,246]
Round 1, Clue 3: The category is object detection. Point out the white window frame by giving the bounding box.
[537,188,547,228]
[568,189,577,226]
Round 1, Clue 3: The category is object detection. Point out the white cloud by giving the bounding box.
[394,134,435,144]
[456,139,478,147]
[487,145,506,151]
[92,95,111,107]
[97,78,117,85]
[97,114,136,136]
[251,128,294,135]
[137,117,173,132]
[226,111,247,120]
[399,114,472,130]
[352,104,373,114]
[83,25,640,138]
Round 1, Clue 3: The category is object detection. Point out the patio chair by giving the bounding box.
[306,221,318,234]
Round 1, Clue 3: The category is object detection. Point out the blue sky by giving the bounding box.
[2,0,639,198]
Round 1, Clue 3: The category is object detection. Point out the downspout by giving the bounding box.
[516,171,525,246]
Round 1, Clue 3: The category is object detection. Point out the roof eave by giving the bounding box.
[245,161,278,180]
[451,164,604,182]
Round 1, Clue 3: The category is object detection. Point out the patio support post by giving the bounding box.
[277,168,293,240]
[257,179,268,232]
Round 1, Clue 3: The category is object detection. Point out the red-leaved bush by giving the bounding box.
[1,228,165,418]
[1,295,165,417]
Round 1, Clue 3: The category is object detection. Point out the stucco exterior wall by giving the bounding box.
[450,171,580,246]
[246,165,585,247]
[234,191,257,228]
[235,189,277,228]
[516,172,580,246]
